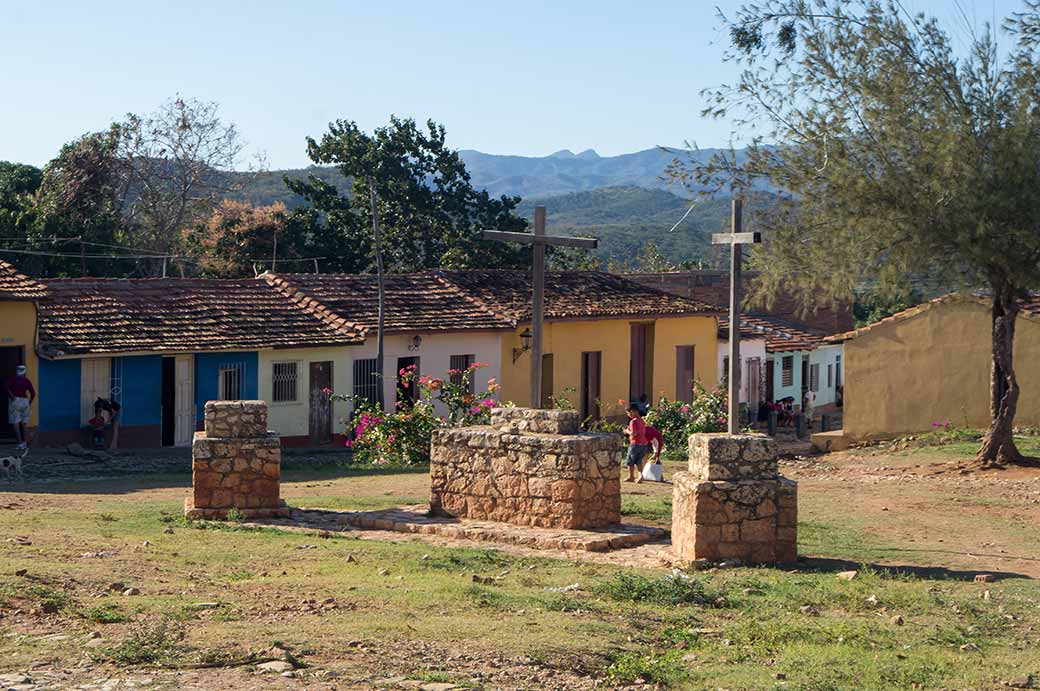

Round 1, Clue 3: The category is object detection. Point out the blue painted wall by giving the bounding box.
[114,356,162,426]
[38,358,81,432]
[194,352,258,421]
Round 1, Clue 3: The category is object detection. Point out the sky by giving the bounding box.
[0,0,1023,169]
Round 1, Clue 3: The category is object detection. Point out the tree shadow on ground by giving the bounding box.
[795,555,1033,581]
[0,462,428,496]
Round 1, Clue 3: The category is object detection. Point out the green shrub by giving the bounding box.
[98,619,183,665]
[645,384,727,453]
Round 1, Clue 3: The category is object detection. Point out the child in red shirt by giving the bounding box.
[624,404,649,482]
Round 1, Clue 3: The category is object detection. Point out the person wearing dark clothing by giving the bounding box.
[5,365,35,449]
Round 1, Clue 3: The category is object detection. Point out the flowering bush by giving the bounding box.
[334,362,499,465]
[644,383,728,454]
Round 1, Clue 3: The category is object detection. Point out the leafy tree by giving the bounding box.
[32,129,132,276]
[0,162,42,248]
[185,200,290,277]
[683,0,1040,465]
[287,116,529,273]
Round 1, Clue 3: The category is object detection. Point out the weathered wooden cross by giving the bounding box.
[711,198,761,435]
[484,206,598,408]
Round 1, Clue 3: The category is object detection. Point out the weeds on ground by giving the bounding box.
[596,571,726,607]
[96,618,184,665]
[84,602,130,624]
[26,584,70,612]
[607,650,688,687]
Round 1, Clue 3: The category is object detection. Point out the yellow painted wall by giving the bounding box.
[499,315,718,413]
[843,297,1040,439]
[0,301,38,428]
[257,347,354,439]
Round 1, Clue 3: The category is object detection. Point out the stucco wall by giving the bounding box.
[808,344,843,408]
[0,301,38,428]
[843,298,1040,439]
[194,352,259,421]
[716,338,768,403]
[499,315,718,411]
[351,332,504,415]
[257,347,354,440]
[768,351,806,403]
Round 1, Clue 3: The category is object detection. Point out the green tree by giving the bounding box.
[0,162,42,254]
[287,116,528,273]
[683,0,1040,465]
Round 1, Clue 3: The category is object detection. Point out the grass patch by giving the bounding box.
[84,602,130,624]
[606,650,688,687]
[621,496,672,524]
[595,571,725,607]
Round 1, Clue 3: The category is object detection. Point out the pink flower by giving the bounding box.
[344,439,352,448]
[480,399,495,408]
[322,386,332,395]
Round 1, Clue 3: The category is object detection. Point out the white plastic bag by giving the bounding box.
[641,460,663,482]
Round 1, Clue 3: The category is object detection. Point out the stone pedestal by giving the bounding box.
[672,433,797,564]
[429,407,623,529]
[184,401,289,519]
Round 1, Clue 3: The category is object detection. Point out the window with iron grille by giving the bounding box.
[450,354,476,393]
[219,364,243,401]
[352,358,381,405]
[809,363,820,392]
[272,362,298,402]
[836,354,843,387]
[721,356,729,386]
[827,363,833,388]
[781,356,794,387]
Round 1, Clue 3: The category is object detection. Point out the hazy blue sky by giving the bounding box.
[0,0,1021,169]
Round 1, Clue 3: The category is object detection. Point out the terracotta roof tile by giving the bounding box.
[435,270,718,322]
[265,273,515,333]
[0,259,46,301]
[37,277,365,357]
[719,314,827,352]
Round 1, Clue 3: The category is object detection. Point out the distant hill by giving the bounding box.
[226,147,759,266]
[517,186,734,267]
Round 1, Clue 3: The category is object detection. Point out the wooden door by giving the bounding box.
[765,359,775,402]
[675,345,695,403]
[629,323,655,402]
[174,355,195,446]
[580,351,601,421]
[80,357,112,424]
[746,357,761,420]
[310,361,333,444]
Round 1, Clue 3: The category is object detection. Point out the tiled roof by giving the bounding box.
[0,259,46,301]
[434,270,718,322]
[719,314,829,353]
[37,278,365,357]
[264,273,515,333]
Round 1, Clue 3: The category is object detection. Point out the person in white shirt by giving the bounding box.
[803,389,816,428]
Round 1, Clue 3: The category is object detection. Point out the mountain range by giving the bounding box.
[233,146,745,266]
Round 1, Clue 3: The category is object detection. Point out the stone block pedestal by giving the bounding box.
[672,433,797,564]
[430,407,623,529]
[184,401,289,520]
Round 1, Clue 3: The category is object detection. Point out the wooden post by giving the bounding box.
[371,185,386,409]
[728,199,743,435]
[531,206,546,408]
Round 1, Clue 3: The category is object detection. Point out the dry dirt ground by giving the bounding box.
[0,445,1038,690]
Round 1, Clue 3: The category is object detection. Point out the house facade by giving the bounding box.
[435,270,720,417]
[34,277,364,448]
[0,260,46,443]
[825,294,1040,441]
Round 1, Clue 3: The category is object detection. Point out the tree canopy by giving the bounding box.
[287,116,530,274]
[683,0,1040,464]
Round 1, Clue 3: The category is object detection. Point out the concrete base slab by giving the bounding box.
[811,430,853,453]
[293,505,665,553]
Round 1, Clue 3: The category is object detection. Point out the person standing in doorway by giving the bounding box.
[5,365,35,449]
[803,387,816,431]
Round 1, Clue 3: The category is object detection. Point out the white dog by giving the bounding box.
[0,448,27,481]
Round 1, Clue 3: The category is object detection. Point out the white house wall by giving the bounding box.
[716,338,767,403]
[352,332,504,416]
[808,343,843,407]
[258,346,355,439]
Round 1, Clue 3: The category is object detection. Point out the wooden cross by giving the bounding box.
[484,206,598,408]
[711,198,761,435]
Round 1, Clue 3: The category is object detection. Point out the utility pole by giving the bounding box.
[371,184,386,409]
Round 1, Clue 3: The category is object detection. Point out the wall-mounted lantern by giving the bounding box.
[513,327,534,363]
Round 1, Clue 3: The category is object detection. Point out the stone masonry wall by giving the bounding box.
[672,433,797,564]
[185,401,289,519]
[430,408,623,529]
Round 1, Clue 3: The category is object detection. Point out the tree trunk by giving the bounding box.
[976,283,1026,466]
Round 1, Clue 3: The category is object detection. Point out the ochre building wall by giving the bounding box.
[843,298,1040,439]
